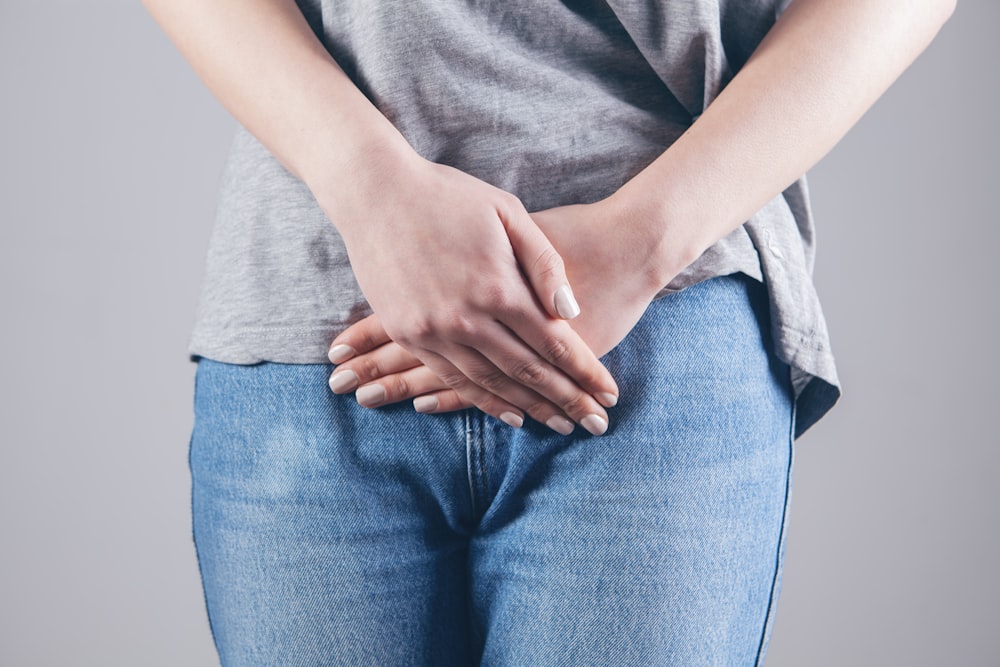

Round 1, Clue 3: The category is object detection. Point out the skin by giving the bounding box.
[142,0,624,435]
[329,198,667,415]
[331,200,664,412]
[326,0,958,420]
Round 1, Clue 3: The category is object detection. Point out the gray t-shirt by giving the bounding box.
[187,0,841,438]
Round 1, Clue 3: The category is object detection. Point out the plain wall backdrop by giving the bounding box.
[1,1,996,664]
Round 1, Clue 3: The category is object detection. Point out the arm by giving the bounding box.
[144,0,621,433]
[328,0,956,413]
[618,0,958,282]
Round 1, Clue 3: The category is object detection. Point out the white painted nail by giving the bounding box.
[413,395,439,413]
[546,415,575,436]
[596,392,619,408]
[499,412,524,428]
[356,384,385,407]
[328,344,357,364]
[554,284,581,319]
[581,414,609,436]
[328,370,359,393]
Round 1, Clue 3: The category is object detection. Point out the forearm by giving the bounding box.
[141,0,412,206]
[616,0,956,286]
[145,0,620,432]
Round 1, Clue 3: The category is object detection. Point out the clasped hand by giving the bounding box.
[321,153,674,435]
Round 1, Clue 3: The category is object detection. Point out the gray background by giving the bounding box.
[1,1,996,664]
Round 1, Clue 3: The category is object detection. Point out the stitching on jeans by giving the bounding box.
[476,412,488,512]
[189,362,224,655]
[754,395,796,665]
[465,411,477,518]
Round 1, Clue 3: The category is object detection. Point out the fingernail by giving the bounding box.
[356,384,385,407]
[413,395,439,413]
[546,415,575,436]
[328,370,359,393]
[596,392,619,408]
[581,414,608,436]
[328,344,357,364]
[499,411,524,428]
[554,284,581,319]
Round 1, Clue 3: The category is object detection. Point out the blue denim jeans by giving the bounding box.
[189,272,796,666]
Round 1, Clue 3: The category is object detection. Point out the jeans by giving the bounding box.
[189,272,796,666]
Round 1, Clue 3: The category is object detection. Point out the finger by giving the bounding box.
[354,365,449,408]
[412,389,473,414]
[336,335,564,433]
[502,310,620,409]
[499,201,580,320]
[328,313,392,364]
[416,347,590,432]
[328,341,423,394]
[450,321,610,435]
[414,341,591,436]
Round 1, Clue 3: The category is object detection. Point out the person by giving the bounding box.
[144,0,955,663]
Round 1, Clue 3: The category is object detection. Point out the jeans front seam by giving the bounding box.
[465,409,491,522]
[478,414,490,510]
[465,410,479,519]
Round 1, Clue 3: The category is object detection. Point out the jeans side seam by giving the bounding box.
[754,393,796,665]
[188,362,224,664]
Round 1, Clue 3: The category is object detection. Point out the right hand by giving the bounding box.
[316,150,619,435]
[326,195,683,423]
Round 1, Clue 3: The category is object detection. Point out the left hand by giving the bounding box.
[326,195,693,420]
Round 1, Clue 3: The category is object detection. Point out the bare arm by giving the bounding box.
[619,0,959,283]
[141,0,403,194]
[327,0,956,414]
[144,0,621,434]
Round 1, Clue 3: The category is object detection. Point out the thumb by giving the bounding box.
[499,204,580,320]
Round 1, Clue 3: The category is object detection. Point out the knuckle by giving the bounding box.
[531,245,565,280]
[438,369,468,391]
[560,393,592,420]
[510,359,548,387]
[477,284,514,315]
[571,358,604,389]
[356,355,382,380]
[457,395,477,410]
[473,394,502,417]
[388,373,411,399]
[385,319,426,349]
[498,192,525,216]
[522,399,552,422]
[360,327,383,351]
[539,334,573,366]
[476,367,509,393]
[434,310,478,342]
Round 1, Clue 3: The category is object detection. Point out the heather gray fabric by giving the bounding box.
[187,0,841,438]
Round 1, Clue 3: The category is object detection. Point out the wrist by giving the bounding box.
[603,183,707,295]
[307,129,417,202]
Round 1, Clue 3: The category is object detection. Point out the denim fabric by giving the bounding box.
[189,272,796,666]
